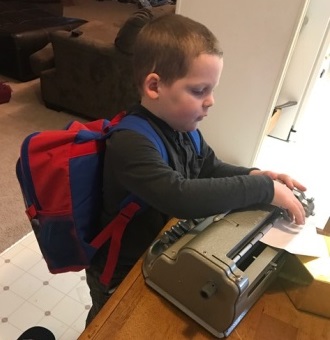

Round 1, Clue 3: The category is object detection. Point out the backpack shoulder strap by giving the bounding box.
[187,130,201,156]
[112,115,202,159]
[111,115,169,163]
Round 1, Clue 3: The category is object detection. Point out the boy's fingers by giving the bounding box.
[292,198,306,225]
[293,180,307,192]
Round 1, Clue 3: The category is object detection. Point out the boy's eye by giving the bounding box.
[190,88,206,96]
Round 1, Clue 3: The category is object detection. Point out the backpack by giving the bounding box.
[16,112,201,285]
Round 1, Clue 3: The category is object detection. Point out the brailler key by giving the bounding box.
[164,231,177,243]
[160,233,171,245]
[171,225,184,237]
[177,220,190,232]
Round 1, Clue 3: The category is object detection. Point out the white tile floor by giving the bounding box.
[0,232,91,340]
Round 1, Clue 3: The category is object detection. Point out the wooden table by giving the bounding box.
[79,220,330,340]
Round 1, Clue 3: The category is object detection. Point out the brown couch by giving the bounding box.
[2,0,63,16]
[0,0,86,81]
[38,9,153,120]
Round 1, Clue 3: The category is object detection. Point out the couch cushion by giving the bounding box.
[114,8,153,55]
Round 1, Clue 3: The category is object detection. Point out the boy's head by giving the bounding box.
[133,14,224,132]
[133,14,223,92]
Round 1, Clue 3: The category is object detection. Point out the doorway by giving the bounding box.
[255,50,330,217]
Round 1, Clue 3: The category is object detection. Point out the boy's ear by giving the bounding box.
[143,73,161,99]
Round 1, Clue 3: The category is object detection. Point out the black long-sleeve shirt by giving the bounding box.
[92,105,274,280]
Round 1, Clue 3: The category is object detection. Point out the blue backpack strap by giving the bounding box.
[187,130,201,156]
[113,115,201,157]
[111,115,169,163]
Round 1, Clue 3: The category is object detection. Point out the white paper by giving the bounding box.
[260,218,329,258]
[307,207,329,231]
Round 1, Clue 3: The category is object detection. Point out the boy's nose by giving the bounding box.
[203,93,215,108]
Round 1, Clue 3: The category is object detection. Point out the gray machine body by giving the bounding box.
[143,206,286,338]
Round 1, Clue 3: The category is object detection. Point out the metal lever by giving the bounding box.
[275,101,297,110]
[293,188,315,217]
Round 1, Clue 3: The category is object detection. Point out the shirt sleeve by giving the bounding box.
[106,130,274,219]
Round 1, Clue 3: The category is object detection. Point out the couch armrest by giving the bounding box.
[30,43,54,76]
[50,21,121,85]
[42,21,139,119]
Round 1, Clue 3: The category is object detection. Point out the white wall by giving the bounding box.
[270,0,330,141]
[176,0,309,166]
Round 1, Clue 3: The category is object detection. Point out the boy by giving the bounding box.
[86,14,306,324]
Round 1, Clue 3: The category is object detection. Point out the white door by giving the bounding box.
[270,0,330,141]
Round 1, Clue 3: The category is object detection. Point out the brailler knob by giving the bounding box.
[200,281,217,299]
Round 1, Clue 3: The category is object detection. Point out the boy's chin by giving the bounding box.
[189,122,200,131]
[174,121,199,132]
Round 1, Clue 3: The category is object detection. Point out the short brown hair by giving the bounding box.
[133,14,223,93]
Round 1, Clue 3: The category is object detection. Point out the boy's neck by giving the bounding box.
[137,102,175,133]
[140,97,161,119]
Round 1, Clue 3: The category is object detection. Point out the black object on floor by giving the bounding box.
[17,326,56,340]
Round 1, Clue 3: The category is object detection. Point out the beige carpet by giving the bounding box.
[0,0,175,253]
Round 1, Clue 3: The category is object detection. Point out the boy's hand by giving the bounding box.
[272,180,306,225]
[249,169,307,225]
